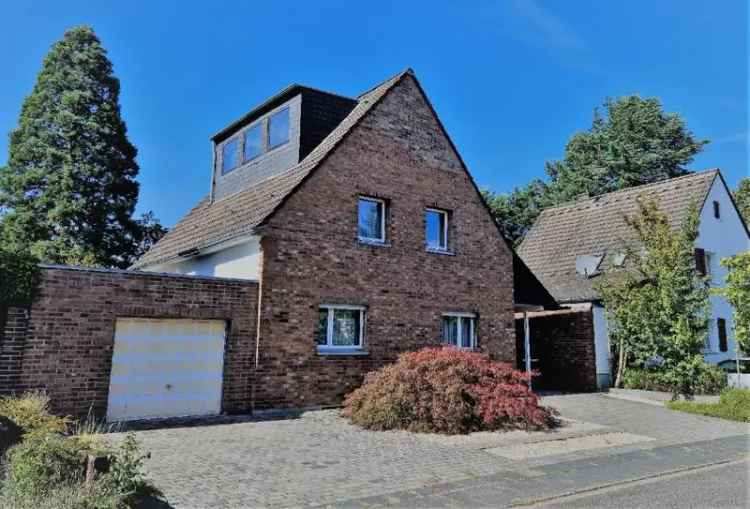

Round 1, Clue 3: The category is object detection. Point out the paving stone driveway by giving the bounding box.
[117,394,748,508]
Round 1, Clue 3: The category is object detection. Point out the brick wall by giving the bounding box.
[3,266,258,417]
[0,307,30,397]
[255,74,516,409]
[515,309,597,392]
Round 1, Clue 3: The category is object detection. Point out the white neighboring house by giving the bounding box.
[518,169,750,388]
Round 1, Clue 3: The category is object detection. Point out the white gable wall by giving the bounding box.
[145,237,262,281]
[697,178,750,364]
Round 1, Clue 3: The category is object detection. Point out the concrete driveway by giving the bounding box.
[120,393,749,508]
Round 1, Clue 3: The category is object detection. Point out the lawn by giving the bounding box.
[666,389,750,422]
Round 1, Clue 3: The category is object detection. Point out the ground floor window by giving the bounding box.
[442,313,476,349]
[316,305,365,351]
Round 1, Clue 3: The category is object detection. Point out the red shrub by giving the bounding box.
[342,347,557,434]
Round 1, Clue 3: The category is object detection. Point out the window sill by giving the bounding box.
[358,238,390,248]
[426,248,455,256]
[316,348,369,356]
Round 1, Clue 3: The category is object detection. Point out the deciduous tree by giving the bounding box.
[595,198,710,397]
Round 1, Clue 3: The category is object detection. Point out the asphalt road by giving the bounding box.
[534,459,750,509]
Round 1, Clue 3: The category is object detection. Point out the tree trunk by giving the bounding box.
[614,339,627,388]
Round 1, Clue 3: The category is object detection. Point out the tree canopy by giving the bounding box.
[716,252,750,355]
[0,26,164,268]
[487,95,708,244]
[733,178,750,223]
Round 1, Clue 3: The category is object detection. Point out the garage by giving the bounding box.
[106,318,227,422]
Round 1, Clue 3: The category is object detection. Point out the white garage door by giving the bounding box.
[107,318,226,422]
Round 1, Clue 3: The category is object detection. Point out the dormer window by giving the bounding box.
[222,138,239,174]
[244,123,263,162]
[268,108,290,149]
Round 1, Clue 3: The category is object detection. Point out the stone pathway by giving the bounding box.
[112,393,748,508]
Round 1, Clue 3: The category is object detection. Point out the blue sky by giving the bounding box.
[1,1,747,226]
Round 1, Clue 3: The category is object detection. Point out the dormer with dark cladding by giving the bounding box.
[210,86,357,201]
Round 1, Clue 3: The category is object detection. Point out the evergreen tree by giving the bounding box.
[483,179,549,245]
[0,26,163,268]
[487,96,708,242]
[733,178,750,222]
[595,198,710,397]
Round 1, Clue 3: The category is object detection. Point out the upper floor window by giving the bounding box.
[717,318,728,352]
[425,208,449,251]
[316,305,365,351]
[713,200,721,219]
[268,108,290,149]
[244,123,263,161]
[222,138,239,174]
[358,197,385,243]
[442,313,476,349]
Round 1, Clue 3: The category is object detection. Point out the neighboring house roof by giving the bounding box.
[133,69,409,269]
[517,169,721,304]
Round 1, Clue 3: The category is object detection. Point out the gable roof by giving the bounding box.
[517,169,721,304]
[132,69,410,269]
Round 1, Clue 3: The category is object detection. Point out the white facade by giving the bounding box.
[696,178,750,364]
[146,236,262,281]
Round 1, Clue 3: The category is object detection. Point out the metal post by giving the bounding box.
[524,311,532,390]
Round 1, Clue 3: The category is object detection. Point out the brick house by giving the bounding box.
[131,68,554,414]
[2,69,556,420]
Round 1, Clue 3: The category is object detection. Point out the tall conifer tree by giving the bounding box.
[0,26,158,267]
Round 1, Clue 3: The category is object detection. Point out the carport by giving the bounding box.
[514,305,599,392]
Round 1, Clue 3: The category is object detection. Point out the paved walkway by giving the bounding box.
[117,393,748,508]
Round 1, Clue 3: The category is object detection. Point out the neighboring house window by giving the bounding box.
[425,208,449,251]
[718,318,728,352]
[316,305,365,351]
[713,200,720,219]
[268,108,290,149]
[222,138,239,174]
[358,197,386,243]
[244,123,263,161]
[694,248,707,276]
[442,313,476,349]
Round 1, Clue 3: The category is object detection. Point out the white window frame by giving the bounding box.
[441,312,476,349]
[358,197,386,243]
[425,208,449,252]
[268,107,290,150]
[317,304,366,351]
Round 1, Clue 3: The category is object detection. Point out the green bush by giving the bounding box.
[0,391,70,438]
[2,436,90,499]
[622,364,727,395]
[666,389,750,422]
[0,478,120,509]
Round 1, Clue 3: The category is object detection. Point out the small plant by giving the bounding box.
[343,347,557,434]
[105,432,162,506]
[0,391,70,439]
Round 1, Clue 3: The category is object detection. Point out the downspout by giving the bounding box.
[251,238,264,414]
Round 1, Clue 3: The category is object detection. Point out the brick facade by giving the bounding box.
[254,75,516,409]
[515,309,597,392]
[2,266,258,417]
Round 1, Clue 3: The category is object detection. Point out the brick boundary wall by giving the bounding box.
[515,309,598,392]
[0,307,30,397]
[1,265,259,417]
